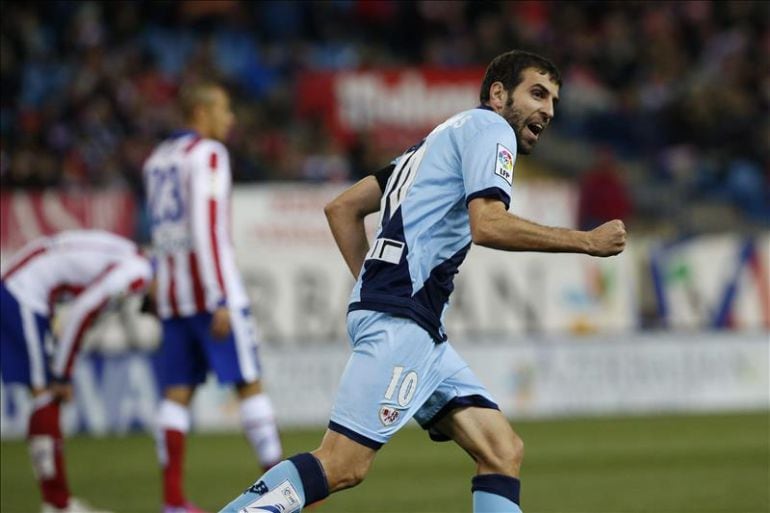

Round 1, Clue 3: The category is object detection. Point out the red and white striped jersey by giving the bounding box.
[143,130,249,319]
[1,230,152,379]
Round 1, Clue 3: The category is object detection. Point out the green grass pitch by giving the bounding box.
[1,412,767,513]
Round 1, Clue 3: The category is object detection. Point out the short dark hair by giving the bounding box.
[479,50,561,104]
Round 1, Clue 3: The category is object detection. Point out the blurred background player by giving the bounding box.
[143,82,282,513]
[218,50,626,513]
[0,230,152,513]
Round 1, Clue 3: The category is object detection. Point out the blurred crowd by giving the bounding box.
[1,1,768,228]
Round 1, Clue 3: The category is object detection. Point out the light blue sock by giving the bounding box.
[472,474,523,513]
[473,490,523,513]
[218,453,329,513]
[218,460,304,513]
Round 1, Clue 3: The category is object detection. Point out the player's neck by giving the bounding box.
[184,121,210,139]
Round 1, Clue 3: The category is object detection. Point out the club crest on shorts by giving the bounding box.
[379,405,400,426]
[494,143,514,185]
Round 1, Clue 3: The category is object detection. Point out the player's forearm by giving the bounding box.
[325,176,384,277]
[325,205,370,278]
[474,210,591,253]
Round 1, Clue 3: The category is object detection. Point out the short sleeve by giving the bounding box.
[461,122,517,210]
[373,164,395,192]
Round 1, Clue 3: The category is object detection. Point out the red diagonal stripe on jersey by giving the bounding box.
[1,246,47,280]
[59,262,118,379]
[62,298,109,379]
[184,136,202,154]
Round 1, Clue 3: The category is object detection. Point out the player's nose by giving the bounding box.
[542,101,554,123]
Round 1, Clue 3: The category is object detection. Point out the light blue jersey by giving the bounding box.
[349,106,518,342]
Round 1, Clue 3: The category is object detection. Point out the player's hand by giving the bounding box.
[51,381,73,403]
[587,219,627,257]
[140,278,158,316]
[211,307,231,340]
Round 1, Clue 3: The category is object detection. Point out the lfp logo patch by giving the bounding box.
[494,143,514,185]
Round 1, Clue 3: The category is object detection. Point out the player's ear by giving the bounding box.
[489,82,506,110]
[192,102,208,124]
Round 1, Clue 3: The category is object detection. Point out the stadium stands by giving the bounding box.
[1,1,768,233]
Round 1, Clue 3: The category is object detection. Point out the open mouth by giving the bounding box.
[527,123,544,137]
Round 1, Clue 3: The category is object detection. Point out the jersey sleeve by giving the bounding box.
[373,164,395,192]
[51,256,152,380]
[188,141,232,310]
[460,121,517,210]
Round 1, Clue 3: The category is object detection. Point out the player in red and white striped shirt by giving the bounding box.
[143,82,282,513]
[0,229,152,513]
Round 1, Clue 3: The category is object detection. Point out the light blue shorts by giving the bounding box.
[329,310,498,449]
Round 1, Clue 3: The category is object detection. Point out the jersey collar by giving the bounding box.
[168,129,199,139]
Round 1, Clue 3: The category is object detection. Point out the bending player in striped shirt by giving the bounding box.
[0,230,152,513]
[143,82,283,513]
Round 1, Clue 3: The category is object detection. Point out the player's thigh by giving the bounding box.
[204,306,261,385]
[329,310,448,448]
[0,286,51,389]
[413,344,499,440]
[158,316,208,388]
[435,406,524,476]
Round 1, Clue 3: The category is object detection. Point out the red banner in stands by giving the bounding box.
[297,67,485,149]
[0,190,137,255]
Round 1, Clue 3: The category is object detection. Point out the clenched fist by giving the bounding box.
[587,219,627,257]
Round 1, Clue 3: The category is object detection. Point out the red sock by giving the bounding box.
[28,400,69,508]
[161,429,186,506]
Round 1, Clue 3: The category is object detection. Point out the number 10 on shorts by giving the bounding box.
[384,366,418,407]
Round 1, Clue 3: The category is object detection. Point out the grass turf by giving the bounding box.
[1,411,767,513]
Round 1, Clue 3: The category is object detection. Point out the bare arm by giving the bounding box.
[468,197,626,256]
[324,176,384,277]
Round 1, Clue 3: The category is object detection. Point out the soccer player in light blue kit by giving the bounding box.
[219,50,626,513]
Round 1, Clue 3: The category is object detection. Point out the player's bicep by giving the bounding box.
[461,124,517,210]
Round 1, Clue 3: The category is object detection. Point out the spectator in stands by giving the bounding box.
[0,1,766,232]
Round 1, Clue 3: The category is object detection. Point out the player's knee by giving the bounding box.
[313,449,371,492]
[479,432,524,475]
[235,380,263,398]
[336,462,368,489]
[510,432,525,467]
[324,462,368,491]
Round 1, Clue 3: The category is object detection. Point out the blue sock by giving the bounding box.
[218,453,329,513]
[472,474,522,513]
